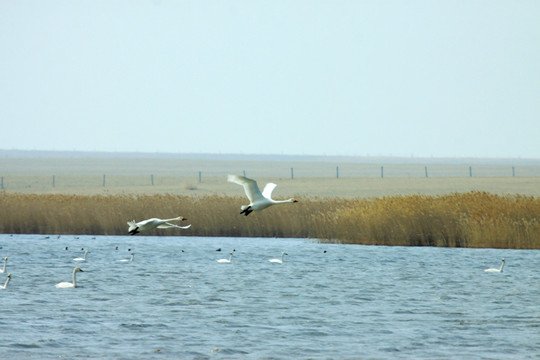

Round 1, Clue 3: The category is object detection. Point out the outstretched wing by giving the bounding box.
[157,223,192,230]
[262,183,277,200]
[227,174,265,203]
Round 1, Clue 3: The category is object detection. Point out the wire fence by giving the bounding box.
[2,164,540,193]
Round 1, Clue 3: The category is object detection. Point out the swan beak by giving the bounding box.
[181,217,187,221]
[293,198,298,203]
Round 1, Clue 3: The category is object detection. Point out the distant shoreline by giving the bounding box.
[2,149,539,165]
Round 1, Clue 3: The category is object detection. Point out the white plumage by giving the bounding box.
[127,216,191,235]
[227,175,298,216]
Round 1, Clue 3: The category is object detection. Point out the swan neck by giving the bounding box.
[72,269,78,288]
[2,277,9,288]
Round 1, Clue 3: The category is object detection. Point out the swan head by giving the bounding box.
[290,198,298,203]
[6,273,11,278]
[180,216,187,221]
[74,267,84,273]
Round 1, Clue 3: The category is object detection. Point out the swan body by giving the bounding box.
[0,257,7,273]
[217,252,233,263]
[127,216,191,235]
[227,175,298,216]
[74,250,90,262]
[484,259,505,273]
[269,252,288,264]
[0,273,11,289]
[55,267,84,288]
[118,252,135,262]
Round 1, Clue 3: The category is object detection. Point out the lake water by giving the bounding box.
[0,234,539,359]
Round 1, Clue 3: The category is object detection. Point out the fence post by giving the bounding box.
[469,166,472,177]
[512,166,515,177]
[53,175,55,188]
[380,166,384,178]
[103,174,106,187]
[425,166,428,178]
[291,167,294,180]
[151,174,154,186]
[243,170,246,177]
[1,176,3,190]
[336,166,339,179]
[198,171,202,184]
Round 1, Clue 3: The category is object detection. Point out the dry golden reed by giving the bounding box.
[1,192,539,249]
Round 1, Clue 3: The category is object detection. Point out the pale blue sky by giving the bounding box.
[1,1,539,158]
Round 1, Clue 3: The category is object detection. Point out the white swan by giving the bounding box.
[118,252,135,262]
[127,216,191,235]
[269,252,288,264]
[0,273,11,289]
[55,267,84,288]
[484,258,505,273]
[74,250,90,262]
[217,252,233,263]
[0,257,7,273]
[227,175,298,216]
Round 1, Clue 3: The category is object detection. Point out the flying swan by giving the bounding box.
[55,267,84,288]
[269,252,288,264]
[127,216,191,235]
[0,273,11,290]
[217,252,234,263]
[484,258,505,273]
[227,175,298,216]
[0,257,7,273]
[74,250,90,262]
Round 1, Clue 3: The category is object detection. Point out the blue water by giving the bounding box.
[0,235,539,359]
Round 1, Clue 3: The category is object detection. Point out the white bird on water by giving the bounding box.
[269,252,288,264]
[55,267,84,288]
[217,252,234,263]
[127,216,191,235]
[0,257,7,273]
[118,252,135,263]
[74,250,90,262]
[0,273,11,289]
[484,258,505,273]
[227,175,298,216]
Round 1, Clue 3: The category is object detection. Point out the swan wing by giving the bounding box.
[262,183,277,200]
[227,175,264,203]
[157,223,192,230]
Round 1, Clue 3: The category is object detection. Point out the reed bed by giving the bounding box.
[1,192,539,249]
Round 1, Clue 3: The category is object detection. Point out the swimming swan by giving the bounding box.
[0,273,11,289]
[269,252,288,264]
[0,257,7,273]
[118,252,135,262]
[227,175,298,216]
[74,250,90,262]
[217,252,233,263]
[55,267,84,288]
[484,258,505,273]
[127,216,191,235]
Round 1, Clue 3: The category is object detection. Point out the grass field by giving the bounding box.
[2,155,540,248]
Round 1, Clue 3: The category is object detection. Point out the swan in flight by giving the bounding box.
[127,216,191,235]
[227,175,298,216]
[269,252,288,264]
[74,250,90,262]
[0,273,11,290]
[0,257,7,273]
[55,267,84,288]
[118,252,135,262]
[217,252,234,263]
[484,258,505,273]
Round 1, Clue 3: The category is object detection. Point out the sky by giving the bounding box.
[1,1,539,158]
